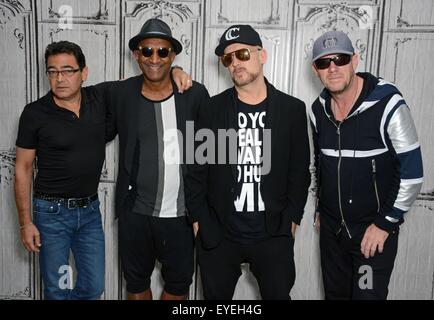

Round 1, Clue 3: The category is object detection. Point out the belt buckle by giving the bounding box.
[67,198,78,209]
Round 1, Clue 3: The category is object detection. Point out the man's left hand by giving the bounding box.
[361,224,389,259]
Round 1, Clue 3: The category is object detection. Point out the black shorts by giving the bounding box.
[118,210,194,296]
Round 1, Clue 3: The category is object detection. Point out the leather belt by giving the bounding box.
[34,192,98,209]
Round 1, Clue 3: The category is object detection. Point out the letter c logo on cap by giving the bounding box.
[225,27,240,41]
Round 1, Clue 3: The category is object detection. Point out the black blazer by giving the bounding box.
[105,74,210,217]
[185,79,311,249]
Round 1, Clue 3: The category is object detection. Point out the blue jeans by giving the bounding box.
[33,197,105,300]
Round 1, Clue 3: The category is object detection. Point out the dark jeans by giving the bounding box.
[33,198,105,300]
[320,221,398,300]
[197,236,295,300]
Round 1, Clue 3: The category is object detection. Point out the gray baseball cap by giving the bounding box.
[312,31,354,62]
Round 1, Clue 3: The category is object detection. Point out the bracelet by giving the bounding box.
[20,222,34,230]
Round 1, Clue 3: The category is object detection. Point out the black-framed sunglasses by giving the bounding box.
[46,69,81,79]
[220,47,262,67]
[314,54,352,70]
[138,46,173,58]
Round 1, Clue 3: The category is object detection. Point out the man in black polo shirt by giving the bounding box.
[15,41,106,300]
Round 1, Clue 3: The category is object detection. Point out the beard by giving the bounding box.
[231,68,261,87]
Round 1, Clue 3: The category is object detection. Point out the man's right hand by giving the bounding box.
[172,67,192,93]
[314,212,320,230]
[20,223,41,252]
[193,222,199,238]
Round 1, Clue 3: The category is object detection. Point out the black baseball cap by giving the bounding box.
[215,24,262,56]
[128,18,182,54]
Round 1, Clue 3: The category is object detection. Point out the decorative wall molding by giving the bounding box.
[85,29,109,38]
[217,0,280,25]
[180,34,191,56]
[9,287,30,299]
[100,167,109,181]
[304,38,313,60]
[47,6,109,22]
[355,39,367,61]
[209,0,287,28]
[394,37,412,48]
[13,27,24,48]
[262,34,281,46]
[396,15,411,28]
[130,0,193,24]
[385,0,434,31]
[395,15,434,30]
[0,151,16,187]
[40,0,114,24]
[418,191,434,203]
[48,0,108,20]
[303,3,373,34]
[0,0,24,28]
[390,37,413,82]
[47,26,110,43]
[413,189,433,211]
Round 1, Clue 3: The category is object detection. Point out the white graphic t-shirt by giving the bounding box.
[225,98,270,244]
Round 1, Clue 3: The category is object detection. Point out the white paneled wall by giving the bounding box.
[0,0,433,300]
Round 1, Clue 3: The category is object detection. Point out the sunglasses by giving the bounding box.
[138,46,173,58]
[220,48,262,67]
[314,54,352,70]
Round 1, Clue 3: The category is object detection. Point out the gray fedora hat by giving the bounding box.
[128,18,182,54]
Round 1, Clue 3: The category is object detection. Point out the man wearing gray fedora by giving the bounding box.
[105,18,210,300]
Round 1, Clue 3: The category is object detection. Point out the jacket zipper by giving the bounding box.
[336,123,352,238]
[327,117,352,239]
[323,100,362,238]
[371,159,380,213]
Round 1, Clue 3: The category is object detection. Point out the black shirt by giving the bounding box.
[131,94,186,217]
[224,98,270,244]
[130,95,159,215]
[16,86,106,197]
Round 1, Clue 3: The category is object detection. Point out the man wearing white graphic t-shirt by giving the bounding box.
[186,24,311,300]
[229,102,268,242]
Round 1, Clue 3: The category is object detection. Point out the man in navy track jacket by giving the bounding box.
[309,31,423,299]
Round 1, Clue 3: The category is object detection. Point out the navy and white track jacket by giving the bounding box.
[309,72,423,236]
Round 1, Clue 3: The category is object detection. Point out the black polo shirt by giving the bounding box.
[16,86,106,197]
